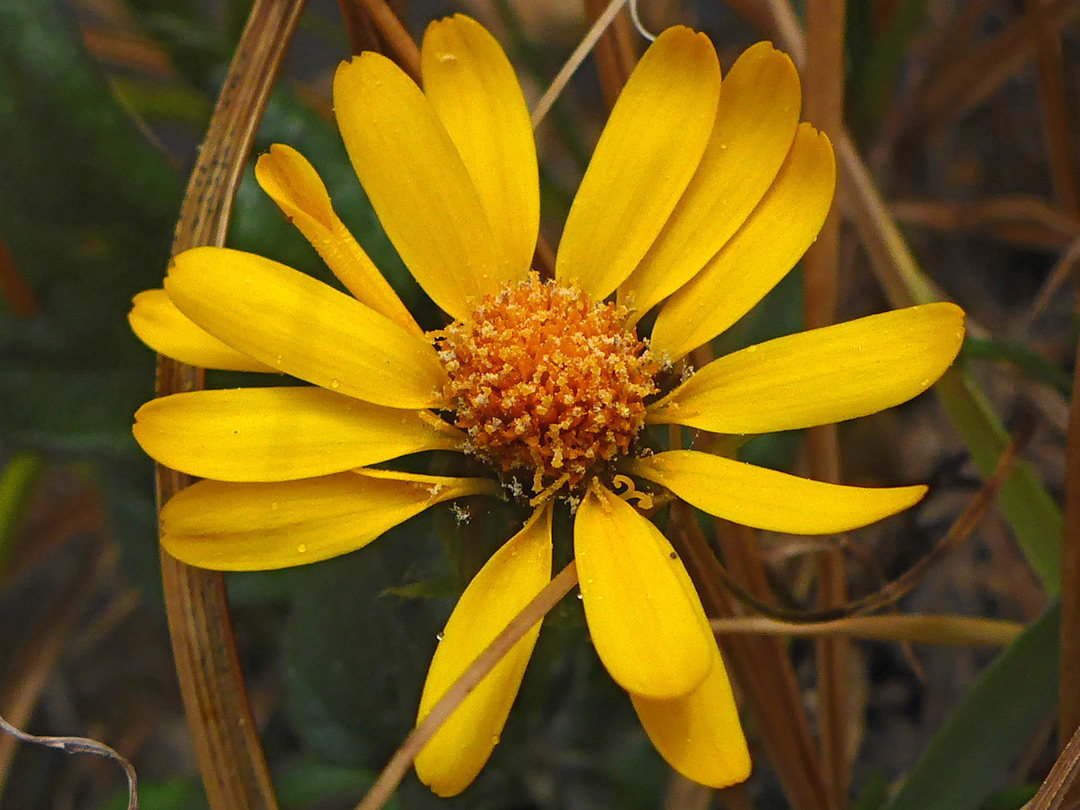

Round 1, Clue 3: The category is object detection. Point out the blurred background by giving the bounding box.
[0,0,1076,808]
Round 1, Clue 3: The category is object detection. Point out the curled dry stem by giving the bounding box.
[700,414,1030,624]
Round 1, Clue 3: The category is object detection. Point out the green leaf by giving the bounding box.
[884,602,1060,810]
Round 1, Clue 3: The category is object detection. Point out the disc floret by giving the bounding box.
[440,275,658,496]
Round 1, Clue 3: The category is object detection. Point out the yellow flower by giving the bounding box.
[129,15,965,798]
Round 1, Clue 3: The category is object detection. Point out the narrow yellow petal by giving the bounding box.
[649,303,965,433]
[415,503,552,797]
[574,483,713,699]
[651,123,836,360]
[128,289,274,372]
[334,52,507,321]
[254,144,421,335]
[629,451,927,534]
[601,483,751,787]
[421,15,538,279]
[619,43,801,320]
[555,27,720,300]
[632,642,751,789]
[160,470,498,570]
[134,387,461,482]
[164,247,448,409]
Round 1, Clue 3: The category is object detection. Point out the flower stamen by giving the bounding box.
[441,274,658,497]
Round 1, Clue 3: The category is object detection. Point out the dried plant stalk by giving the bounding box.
[802,0,849,803]
[584,0,638,109]
[156,2,307,809]
[676,509,837,810]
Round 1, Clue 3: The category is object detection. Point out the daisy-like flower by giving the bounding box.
[129,15,965,798]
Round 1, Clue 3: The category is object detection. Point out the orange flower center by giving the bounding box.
[440,275,658,498]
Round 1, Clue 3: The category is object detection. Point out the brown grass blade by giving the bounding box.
[891,196,1080,253]
[915,0,1080,136]
[1015,235,1080,333]
[1029,0,1080,755]
[802,0,849,801]
[335,0,379,56]
[584,0,637,109]
[1027,0,1080,214]
[157,2,306,810]
[674,506,836,810]
[353,562,579,810]
[342,0,420,80]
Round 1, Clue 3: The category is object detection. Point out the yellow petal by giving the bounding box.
[651,123,836,360]
[254,144,421,335]
[134,387,461,482]
[334,52,507,321]
[574,483,713,699]
[619,43,801,319]
[128,289,274,372]
[164,247,448,409]
[421,15,538,279]
[555,27,720,301]
[415,503,552,797]
[623,511,751,787]
[629,450,927,534]
[649,303,966,433]
[160,469,498,570]
[631,642,751,789]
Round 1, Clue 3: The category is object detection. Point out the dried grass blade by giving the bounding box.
[335,0,379,56]
[711,615,1024,647]
[584,0,637,109]
[1026,0,1080,213]
[765,0,1064,595]
[1029,0,1080,761]
[1025,721,1080,810]
[891,196,1080,254]
[676,508,835,810]
[0,713,137,810]
[0,545,110,798]
[157,2,306,810]
[915,0,1080,136]
[342,0,420,80]
[802,0,849,801]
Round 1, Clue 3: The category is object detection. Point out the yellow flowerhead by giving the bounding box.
[129,14,965,798]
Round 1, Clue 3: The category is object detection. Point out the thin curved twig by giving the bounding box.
[353,562,579,810]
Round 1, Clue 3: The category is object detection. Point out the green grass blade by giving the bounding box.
[885,603,1060,810]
